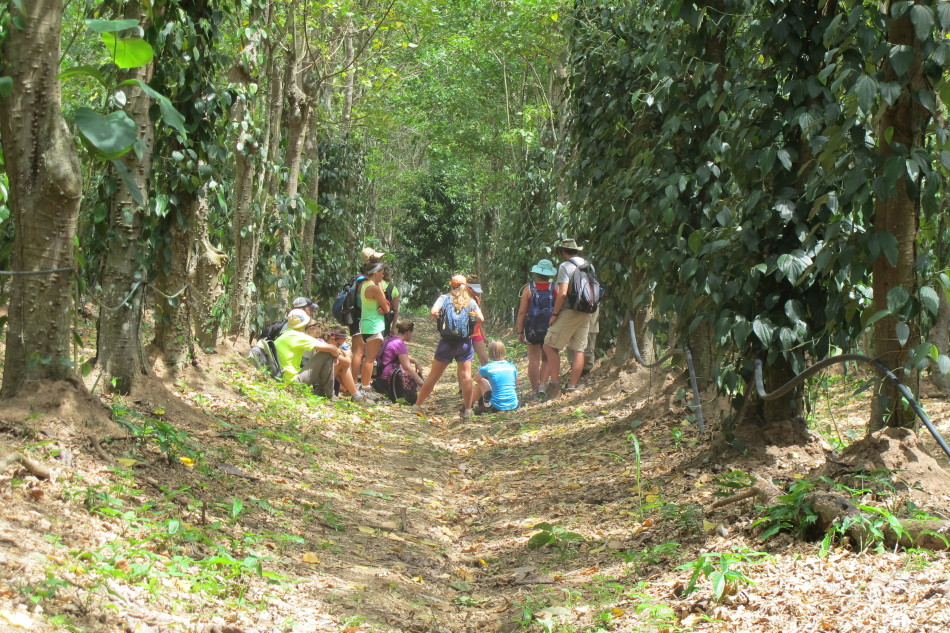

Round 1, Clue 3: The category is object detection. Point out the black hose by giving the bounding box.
[628,320,705,431]
[754,354,950,461]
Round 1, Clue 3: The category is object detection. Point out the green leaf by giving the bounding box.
[0,77,11,98]
[111,159,144,205]
[527,532,554,549]
[886,286,910,314]
[939,2,950,30]
[120,79,186,136]
[687,230,703,254]
[777,251,812,285]
[937,354,950,375]
[710,572,726,600]
[889,44,916,77]
[59,65,108,87]
[853,74,878,112]
[896,322,910,347]
[75,108,137,158]
[753,318,774,345]
[86,19,139,33]
[101,33,154,69]
[776,149,792,170]
[864,309,892,327]
[910,5,934,41]
[920,286,940,316]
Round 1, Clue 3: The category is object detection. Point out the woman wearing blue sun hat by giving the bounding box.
[515,258,558,396]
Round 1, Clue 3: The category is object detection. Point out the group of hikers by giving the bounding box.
[250,238,602,420]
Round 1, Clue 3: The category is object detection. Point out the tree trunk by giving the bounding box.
[153,192,199,368]
[191,192,227,350]
[870,2,928,429]
[300,126,320,292]
[227,51,261,338]
[97,5,154,394]
[0,0,83,398]
[930,284,950,395]
[279,44,311,303]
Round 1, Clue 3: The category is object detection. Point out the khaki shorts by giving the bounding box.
[544,309,593,351]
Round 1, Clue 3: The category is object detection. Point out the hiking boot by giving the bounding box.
[536,385,547,401]
[563,383,579,395]
[359,387,384,402]
[460,408,474,421]
[351,393,371,406]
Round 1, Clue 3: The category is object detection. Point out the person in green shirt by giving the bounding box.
[274,309,370,403]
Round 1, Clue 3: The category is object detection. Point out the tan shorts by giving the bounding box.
[544,309,592,351]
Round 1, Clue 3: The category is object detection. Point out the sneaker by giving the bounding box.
[351,393,371,406]
[358,387,384,402]
[460,408,474,421]
[563,384,578,394]
[410,404,425,417]
[536,385,547,401]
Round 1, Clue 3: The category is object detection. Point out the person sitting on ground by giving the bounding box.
[515,258,557,396]
[356,262,391,396]
[412,275,485,420]
[254,296,318,343]
[372,321,424,404]
[473,340,519,415]
[465,274,489,366]
[274,310,369,403]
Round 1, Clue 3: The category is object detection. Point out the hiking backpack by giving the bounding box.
[437,297,474,341]
[247,339,281,379]
[332,275,367,326]
[524,282,554,345]
[566,257,603,314]
[257,319,287,343]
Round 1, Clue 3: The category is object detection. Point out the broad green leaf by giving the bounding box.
[776,148,792,170]
[889,44,916,77]
[853,75,878,112]
[896,322,910,347]
[909,5,934,41]
[864,309,892,327]
[777,252,811,284]
[527,532,554,549]
[86,19,139,33]
[101,33,154,69]
[886,286,910,314]
[938,355,950,375]
[687,230,702,254]
[753,318,774,345]
[75,107,136,158]
[939,2,950,30]
[120,79,186,135]
[920,286,939,316]
[59,65,108,86]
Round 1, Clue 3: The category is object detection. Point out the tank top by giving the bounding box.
[360,280,385,335]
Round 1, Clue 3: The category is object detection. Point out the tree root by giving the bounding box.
[807,493,950,551]
[710,474,782,509]
[0,448,52,480]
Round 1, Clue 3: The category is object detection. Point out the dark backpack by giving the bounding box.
[566,257,603,314]
[248,339,281,379]
[258,320,287,342]
[382,282,396,333]
[332,275,367,326]
[524,282,554,344]
[437,296,474,341]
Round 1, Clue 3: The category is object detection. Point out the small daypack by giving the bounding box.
[258,319,287,342]
[382,282,396,334]
[437,296,474,341]
[247,339,281,379]
[566,257,603,314]
[524,282,554,344]
[332,275,367,326]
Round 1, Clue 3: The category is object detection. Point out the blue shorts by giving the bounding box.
[434,338,474,364]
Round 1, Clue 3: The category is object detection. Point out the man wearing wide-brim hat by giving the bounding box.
[537,238,596,398]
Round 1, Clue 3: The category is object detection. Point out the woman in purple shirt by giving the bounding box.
[372,321,424,403]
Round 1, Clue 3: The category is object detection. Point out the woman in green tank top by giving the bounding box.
[357,263,390,392]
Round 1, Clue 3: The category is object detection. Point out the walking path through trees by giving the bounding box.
[1,319,950,633]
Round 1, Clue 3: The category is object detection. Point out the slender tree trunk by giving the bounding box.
[870,2,928,429]
[191,191,227,349]
[300,126,320,292]
[153,192,199,368]
[0,0,82,397]
[97,5,154,394]
[930,283,950,395]
[227,54,260,337]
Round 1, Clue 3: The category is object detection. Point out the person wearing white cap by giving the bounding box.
[274,309,369,403]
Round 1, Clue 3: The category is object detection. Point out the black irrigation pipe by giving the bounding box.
[628,320,705,432]
[754,354,950,461]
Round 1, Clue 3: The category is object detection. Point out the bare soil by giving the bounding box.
[1,319,949,633]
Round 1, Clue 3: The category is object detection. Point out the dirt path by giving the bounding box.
[1,318,950,633]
